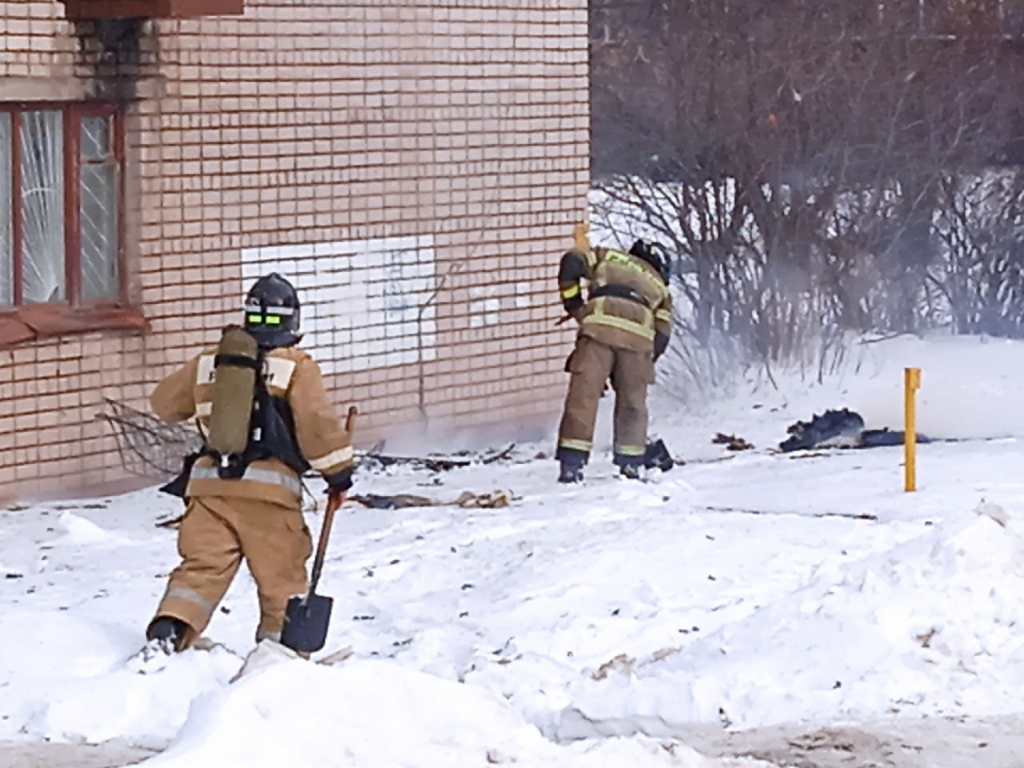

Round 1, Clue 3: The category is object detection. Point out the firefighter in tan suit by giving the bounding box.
[556,230,672,482]
[144,273,354,655]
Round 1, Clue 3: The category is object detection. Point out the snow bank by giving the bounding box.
[554,505,1024,735]
[143,656,763,768]
[0,610,240,746]
[56,511,127,546]
[37,647,241,746]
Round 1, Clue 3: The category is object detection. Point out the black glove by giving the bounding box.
[562,295,584,319]
[324,466,353,493]
[159,452,199,501]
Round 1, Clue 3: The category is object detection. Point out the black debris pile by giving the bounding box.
[712,433,754,451]
[349,493,439,509]
[349,490,513,510]
[359,443,516,473]
[779,408,931,452]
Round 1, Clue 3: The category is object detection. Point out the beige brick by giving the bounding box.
[1,0,588,500]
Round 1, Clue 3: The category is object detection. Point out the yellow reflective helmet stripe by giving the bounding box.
[247,313,285,325]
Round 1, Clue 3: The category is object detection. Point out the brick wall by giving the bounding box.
[0,0,589,501]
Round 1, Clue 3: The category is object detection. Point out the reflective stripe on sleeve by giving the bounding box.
[560,284,581,300]
[308,445,355,472]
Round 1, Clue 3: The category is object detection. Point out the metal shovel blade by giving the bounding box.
[280,593,334,653]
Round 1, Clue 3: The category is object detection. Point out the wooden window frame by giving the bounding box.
[0,102,147,347]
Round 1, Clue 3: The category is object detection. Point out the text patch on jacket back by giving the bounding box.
[263,355,297,394]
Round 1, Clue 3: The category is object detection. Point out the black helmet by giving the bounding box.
[629,239,671,285]
[243,273,301,348]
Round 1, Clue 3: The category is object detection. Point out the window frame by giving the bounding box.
[0,101,145,347]
[1,101,126,308]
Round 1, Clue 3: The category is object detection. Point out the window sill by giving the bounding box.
[62,0,244,19]
[0,304,149,348]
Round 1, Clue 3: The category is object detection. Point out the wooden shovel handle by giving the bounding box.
[308,405,357,596]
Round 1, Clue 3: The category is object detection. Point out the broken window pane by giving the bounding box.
[20,110,65,304]
[80,115,118,301]
[0,113,11,307]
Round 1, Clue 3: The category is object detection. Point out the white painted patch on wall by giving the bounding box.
[514,282,532,308]
[241,236,437,374]
[468,285,501,328]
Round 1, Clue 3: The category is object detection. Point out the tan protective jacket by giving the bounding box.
[151,344,353,510]
[559,247,672,352]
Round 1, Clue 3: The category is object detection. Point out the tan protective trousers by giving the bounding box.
[149,495,312,648]
[557,335,654,461]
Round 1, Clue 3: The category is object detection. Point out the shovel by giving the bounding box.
[280,406,356,654]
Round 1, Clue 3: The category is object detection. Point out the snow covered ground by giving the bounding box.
[4,334,1024,767]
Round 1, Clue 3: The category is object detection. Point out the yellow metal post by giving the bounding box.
[904,367,921,492]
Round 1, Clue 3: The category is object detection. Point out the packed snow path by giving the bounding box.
[4,433,1024,766]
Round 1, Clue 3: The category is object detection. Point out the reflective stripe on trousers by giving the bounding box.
[162,586,216,618]
[190,465,302,497]
[615,443,646,457]
[558,438,593,453]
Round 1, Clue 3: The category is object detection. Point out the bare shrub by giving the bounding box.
[591,0,1024,392]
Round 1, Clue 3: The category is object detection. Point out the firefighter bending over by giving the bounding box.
[555,236,672,483]
[144,273,355,655]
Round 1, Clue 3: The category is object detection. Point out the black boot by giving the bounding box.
[615,454,644,480]
[146,616,186,655]
[559,462,584,484]
[557,448,587,484]
[643,439,675,472]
